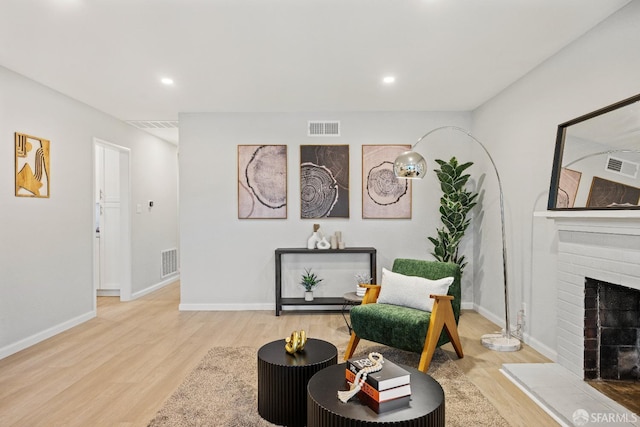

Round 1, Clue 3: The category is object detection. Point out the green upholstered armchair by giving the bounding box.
[344,258,464,372]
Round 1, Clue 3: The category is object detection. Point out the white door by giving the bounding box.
[95,145,121,292]
[93,139,132,301]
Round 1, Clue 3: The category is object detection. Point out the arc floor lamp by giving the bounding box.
[394,125,521,352]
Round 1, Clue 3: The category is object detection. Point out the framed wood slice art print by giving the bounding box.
[362,145,411,219]
[300,144,349,219]
[238,145,287,219]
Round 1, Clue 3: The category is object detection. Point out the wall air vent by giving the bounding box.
[308,121,340,137]
[126,120,179,130]
[161,248,178,278]
[606,155,639,179]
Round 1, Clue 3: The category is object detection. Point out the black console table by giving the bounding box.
[275,247,376,316]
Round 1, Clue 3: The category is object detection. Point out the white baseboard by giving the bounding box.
[130,275,180,300]
[473,304,506,332]
[97,289,120,297]
[461,301,474,310]
[473,304,558,360]
[179,303,273,311]
[522,332,558,361]
[0,310,96,360]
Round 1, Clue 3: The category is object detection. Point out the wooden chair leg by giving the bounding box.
[344,332,360,361]
[418,295,464,372]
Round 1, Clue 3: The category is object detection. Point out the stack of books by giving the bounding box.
[345,356,411,413]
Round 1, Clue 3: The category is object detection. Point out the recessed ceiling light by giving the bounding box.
[161,77,174,85]
[383,76,396,84]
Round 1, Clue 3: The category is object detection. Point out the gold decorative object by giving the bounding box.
[15,132,50,198]
[284,330,307,354]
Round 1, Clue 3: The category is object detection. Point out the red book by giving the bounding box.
[346,370,412,402]
[346,357,411,391]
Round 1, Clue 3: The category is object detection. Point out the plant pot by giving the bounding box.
[304,291,314,301]
[356,284,366,297]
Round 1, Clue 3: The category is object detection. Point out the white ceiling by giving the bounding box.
[0,0,631,145]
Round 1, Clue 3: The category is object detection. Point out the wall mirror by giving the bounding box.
[548,93,640,210]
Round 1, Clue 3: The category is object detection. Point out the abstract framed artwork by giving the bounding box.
[556,167,582,208]
[237,145,287,219]
[15,132,50,198]
[362,145,411,219]
[586,176,640,208]
[300,144,349,218]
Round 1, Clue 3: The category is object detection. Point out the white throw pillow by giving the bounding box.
[377,267,454,312]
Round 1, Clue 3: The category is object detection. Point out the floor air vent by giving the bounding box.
[308,121,340,137]
[161,248,178,278]
[606,155,639,178]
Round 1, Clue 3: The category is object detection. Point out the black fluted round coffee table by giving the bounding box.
[258,338,338,427]
[307,363,445,426]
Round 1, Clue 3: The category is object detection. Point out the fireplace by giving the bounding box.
[502,213,640,422]
[583,278,640,381]
[554,216,640,379]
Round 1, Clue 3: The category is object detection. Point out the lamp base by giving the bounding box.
[481,333,521,352]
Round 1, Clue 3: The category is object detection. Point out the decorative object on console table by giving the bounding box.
[300,268,323,301]
[15,132,50,198]
[307,223,321,249]
[306,223,331,249]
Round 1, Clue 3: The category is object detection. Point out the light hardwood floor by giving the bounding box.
[0,281,557,426]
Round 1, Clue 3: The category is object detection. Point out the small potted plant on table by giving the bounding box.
[354,273,372,297]
[300,268,323,301]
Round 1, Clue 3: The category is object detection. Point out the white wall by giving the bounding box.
[178,112,478,310]
[471,1,640,358]
[0,66,179,358]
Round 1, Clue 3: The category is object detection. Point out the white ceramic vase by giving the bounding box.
[304,291,314,301]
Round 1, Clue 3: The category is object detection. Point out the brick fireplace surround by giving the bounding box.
[555,216,640,378]
[503,212,640,426]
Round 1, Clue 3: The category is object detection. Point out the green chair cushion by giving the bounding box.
[350,259,461,354]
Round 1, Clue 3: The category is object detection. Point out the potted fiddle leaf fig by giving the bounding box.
[300,268,323,301]
[427,157,478,274]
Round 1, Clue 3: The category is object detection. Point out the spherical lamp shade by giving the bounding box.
[393,150,427,179]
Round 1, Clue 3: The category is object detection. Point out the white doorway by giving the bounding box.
[93,139,132,304]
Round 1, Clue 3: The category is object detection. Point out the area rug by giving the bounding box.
[148,344,509,427]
